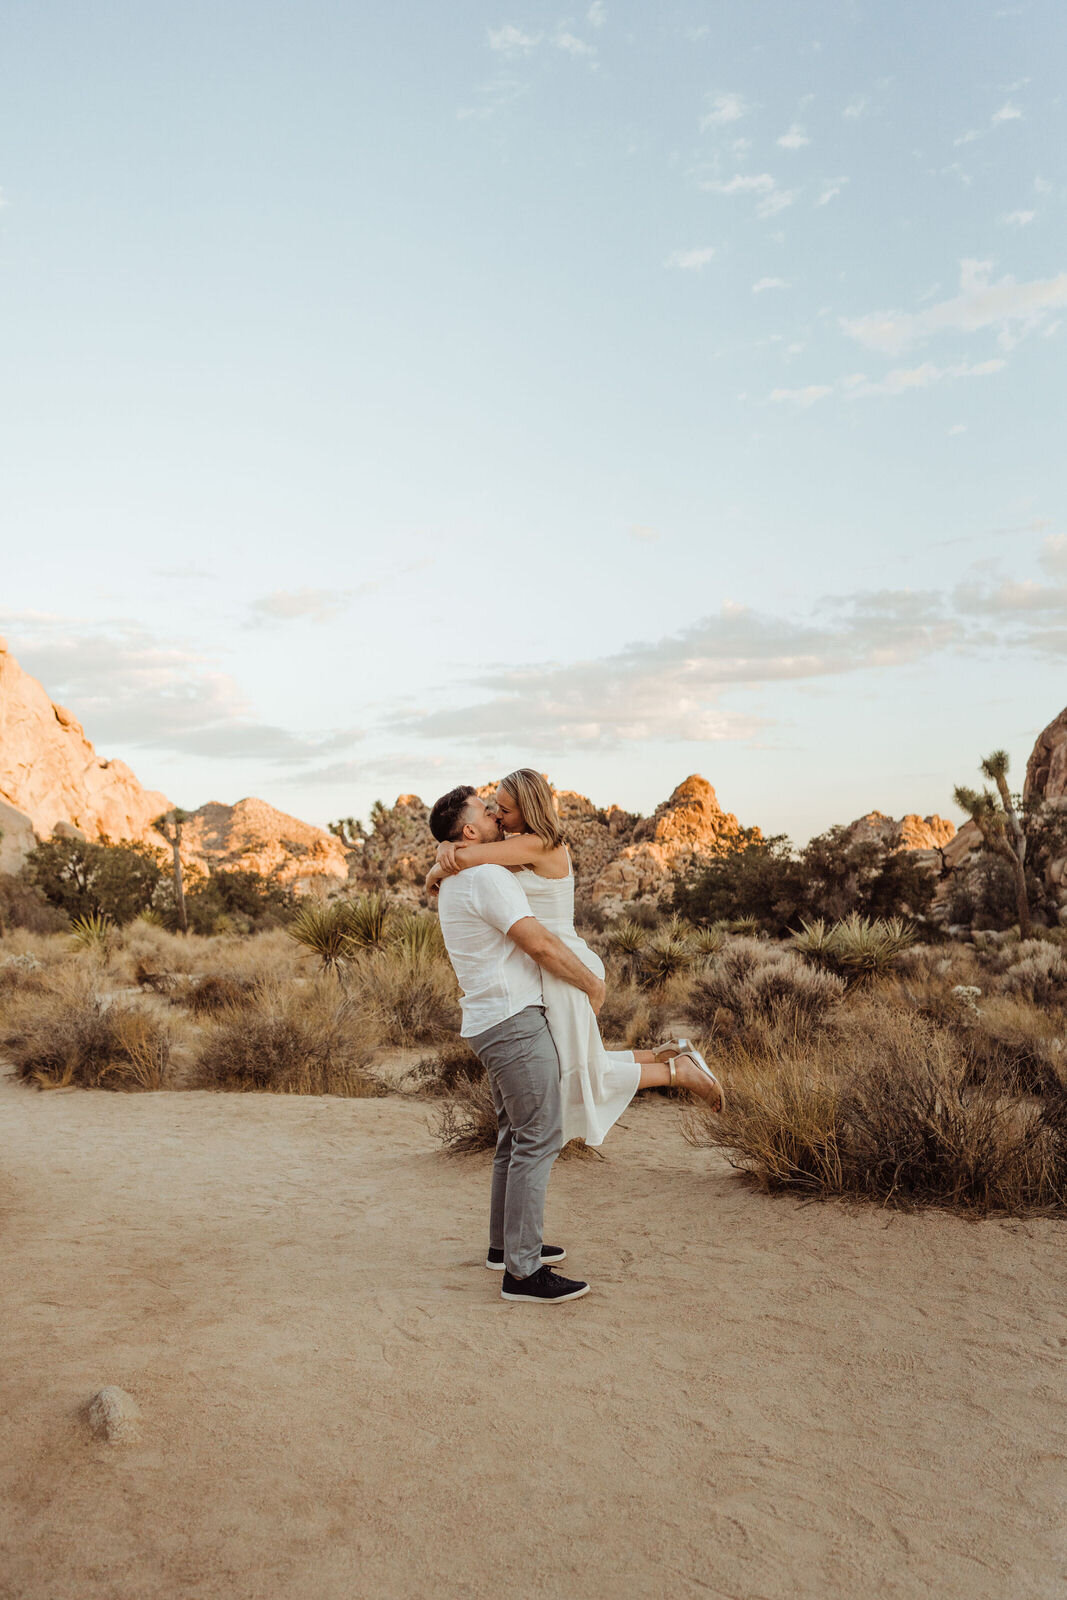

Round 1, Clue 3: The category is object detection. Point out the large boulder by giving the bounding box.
[0,637,172,867]
[1025,707,1067,802]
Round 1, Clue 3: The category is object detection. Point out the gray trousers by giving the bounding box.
[469,1005,563,1279]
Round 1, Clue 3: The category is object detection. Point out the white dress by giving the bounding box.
[512,861,642,1147]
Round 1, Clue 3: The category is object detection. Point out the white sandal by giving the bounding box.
[667,1045,726,1114]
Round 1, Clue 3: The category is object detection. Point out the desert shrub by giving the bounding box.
[5,968,173,1089]
[355,945,460,1044]
[0,952,50,1000]
[25,835,165,925]
[597,971,654,1050]
[687,1011,1067,1213]
[956,996,1067,1097]
[433,1073,499,1152]
[687,938,845,1036]
[193,981,384,1096]
[183,868,297,935]
[994,941,1067,1005]
[673,826,937,935]
[790,914,917,982]
[409,1041,485,1096]
[690,926,725,958]
[185,974,256,1014]
[0,873,68,934]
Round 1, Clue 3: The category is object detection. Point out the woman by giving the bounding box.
[425,768,725,1148]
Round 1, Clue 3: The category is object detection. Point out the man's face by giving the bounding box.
[460,795,503,844]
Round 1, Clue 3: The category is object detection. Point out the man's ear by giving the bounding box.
[459,821,478,841]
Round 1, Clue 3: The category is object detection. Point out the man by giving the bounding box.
[428,784,605,1305]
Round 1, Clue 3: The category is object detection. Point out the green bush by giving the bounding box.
[26,835,164,925]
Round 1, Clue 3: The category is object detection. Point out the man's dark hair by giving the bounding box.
[429,785,476,843]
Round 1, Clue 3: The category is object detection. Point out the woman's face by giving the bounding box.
[494,785,524,835]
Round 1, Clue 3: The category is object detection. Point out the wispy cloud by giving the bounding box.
[251,588,348,624]
[388,592,969,751]
[777,123,810,149]
[629,525,662,542]
[700,92,750,129]
[770,358,1006,406]
[840,260,1067,356]
[954,129,981,146]
[587,1,607,24]
[948,423,968,436]
[992,101,1023,124]
[757,189,795,218]
[704,172,775,195]
[843,95,867,118]
[665,246,716,270]
[487,24,541,56]
[1040,535,1067,576]
[816,177,848,206]
[1,618,363,764]
[1001,209,1035,227]
[752,277,788,293]
[554,29,595,57]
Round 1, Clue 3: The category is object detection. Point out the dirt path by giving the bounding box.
[1,1069,1065,1600]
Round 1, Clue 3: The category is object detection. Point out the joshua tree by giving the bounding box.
[954,750,1031,937]
[327,817,366,848]
[153,807,192,934]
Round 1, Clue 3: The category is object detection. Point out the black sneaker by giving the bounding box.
[500,1265,590,1304]
[485,1245,566,1272]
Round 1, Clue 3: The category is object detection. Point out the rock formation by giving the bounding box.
[589,776,753,908]
[179,799,349,893]
[0,637,172,859]
[1024,707,1067,803]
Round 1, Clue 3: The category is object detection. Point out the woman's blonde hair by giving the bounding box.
[500,768,565,851]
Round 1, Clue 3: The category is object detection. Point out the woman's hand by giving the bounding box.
[435,841,461,874]
[424,864,444,895]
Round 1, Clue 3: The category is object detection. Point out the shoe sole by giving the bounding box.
[500,1283,590,1304]
[485,1253,566,1272]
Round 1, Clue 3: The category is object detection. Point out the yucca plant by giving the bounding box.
[791,913,916,981]
[788,918,836,961]
[287,902,354,976]
[389,911,446,958]
[343,893,394,951]
[690,926,725,959]
[69,912,114,953]
[608,919,649,957]
[728,916,763,937]
[639,932,695,988]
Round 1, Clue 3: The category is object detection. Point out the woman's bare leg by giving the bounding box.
[634,1049,723,1110]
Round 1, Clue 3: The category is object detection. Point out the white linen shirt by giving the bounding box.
[437,864,543,1038]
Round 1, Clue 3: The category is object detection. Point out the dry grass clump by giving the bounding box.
[686,938,845,1038]
[356,946,460,1045]
[4,966,174,1090]
[192,980,384,1096]
[687,1005,1067,1214]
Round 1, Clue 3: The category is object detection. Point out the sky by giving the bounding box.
[1,0,1065,844]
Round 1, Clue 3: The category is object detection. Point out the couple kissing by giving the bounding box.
[426,769,725,1306]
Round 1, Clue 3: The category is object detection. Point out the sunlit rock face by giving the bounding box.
[1025,707,1067,803]
[0,637,172,860]
[842,809,957,871]
[590,776,754,908]
[179,799,350,892]
[1023,706,1067,918]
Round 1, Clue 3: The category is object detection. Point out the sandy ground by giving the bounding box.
[2,1069,1066,1600]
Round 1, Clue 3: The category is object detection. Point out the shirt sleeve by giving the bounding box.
[470,867,533,936]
